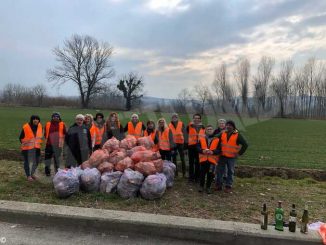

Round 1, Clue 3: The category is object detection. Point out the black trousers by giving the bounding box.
[159,150,171,161]
[188,145,200,181]
[199,161,215,188]
[93,144,101,151]
[44,145,62,174]
[172,143,186,176]
[22,149,40,177]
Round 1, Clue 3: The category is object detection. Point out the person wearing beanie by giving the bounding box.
[103,112,125,141]
[90,112,106,151]
[19,115,43,181]
[215,120,248,193]
[186,113,205,183]
[169,113,187,178]
[44,112,66,176]
[124,113,146,139]
[65,114,92,168]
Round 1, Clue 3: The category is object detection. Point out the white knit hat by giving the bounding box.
[131,114,139,119]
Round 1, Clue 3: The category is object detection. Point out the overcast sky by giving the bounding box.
[1,0,326,99]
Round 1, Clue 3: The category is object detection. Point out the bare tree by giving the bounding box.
[271,60,294,117]
[172,88,191,114]
[47,34,114,108]
[32,84,47,107]
[117,72,144,111]
[192,82,210,115]
[212,63,234,113]
[234,57,250,112]
[253,56,275,116]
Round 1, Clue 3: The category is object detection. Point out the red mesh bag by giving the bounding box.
[131,150,159,163]
[97,161,114,173]
[135,161,157,176]
[103,137,120,152]
[137,136,154,149]
[126,146,147,157]
[115,157,134,172]
[108,150,127,164]
[153,159,163,172]
[120,135,137,149]
[81,160,91,170]
[88,149,110,167]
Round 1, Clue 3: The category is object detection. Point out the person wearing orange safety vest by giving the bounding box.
[144,120,159,152]
[169,113,187,177]
[19,115,43,181]
[156,118,175,161]
[186,113,205,183]
[44,112,66,176]
[90,112,106,151]
[124,114,146,139]
[216,120,248,193]
[197,125,220,194]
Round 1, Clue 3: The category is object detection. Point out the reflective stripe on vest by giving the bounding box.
[45,121,65,147]
[158,128,170,151]
[90,124,105,145]
[169,121,184,144]
[21,123,43,150]
[188,123,205,145]
[128,122,143,139]
[221,131,241,158]
[199,137,219,165]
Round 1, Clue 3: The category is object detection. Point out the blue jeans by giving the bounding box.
[216,156,236,188]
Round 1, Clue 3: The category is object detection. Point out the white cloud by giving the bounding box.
[145,0,190,16]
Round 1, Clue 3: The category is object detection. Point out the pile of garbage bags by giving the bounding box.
[53,136,176,200]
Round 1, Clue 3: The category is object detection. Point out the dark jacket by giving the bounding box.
[104,124,125,141]
[65,123,92,157]
[216,130,248,157]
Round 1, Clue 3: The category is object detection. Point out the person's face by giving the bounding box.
[76,118,84,126]
[206,127,214,136]
[32,119,39,125]
[85,117,91,124]
[218,121,226,129]
[147,122,154,129]
[96,116,103,123]
[193,116,201,125]
[171,116,178,122]
[131,116,138,123]
[158,120,164,128]
[52,116,60,122]
[111,114,117,122]
[226,124,234,132]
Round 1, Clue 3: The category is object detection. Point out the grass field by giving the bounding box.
[0,160,325,224]
[1,105,325,169]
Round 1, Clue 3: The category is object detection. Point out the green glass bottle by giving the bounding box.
[261,203,268,230]
[289,204,297,232]
[300,204,309,234]
[275,201,284,231]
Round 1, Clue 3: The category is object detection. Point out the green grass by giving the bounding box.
[1,105,326,169]
[0,160,325,223]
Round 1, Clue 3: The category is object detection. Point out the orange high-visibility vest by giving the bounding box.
[158,128,171,151]
[199,137,219,165]
[21,123,43,150]
[144,129,158,152]
[188,123,205,146]
[220,131,241,158]
[45,121,65,147]
[90,124,106,146]
[169,121,184,144]
[127,121,143,139]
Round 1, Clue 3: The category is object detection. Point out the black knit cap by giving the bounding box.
[51,112,61,120]
[226,120,236,129]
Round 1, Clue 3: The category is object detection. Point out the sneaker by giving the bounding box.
[224,186,232,193]
[198,186,204,193]
[27,176,34,182]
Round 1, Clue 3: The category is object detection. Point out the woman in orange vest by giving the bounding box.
[44,112,66,176]
[104,112,125,141]
[124,114,146,139]
[90,112,106,151]
[169,113,187,177]
[186,113,205,183]
[19,115,43,181]
[84,114,93,130]
[197,125,220,194]
[156,118,175,161]
[144,120,159,151]
[216,120,248,193]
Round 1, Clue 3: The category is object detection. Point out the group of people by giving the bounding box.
[19,112,248,194]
